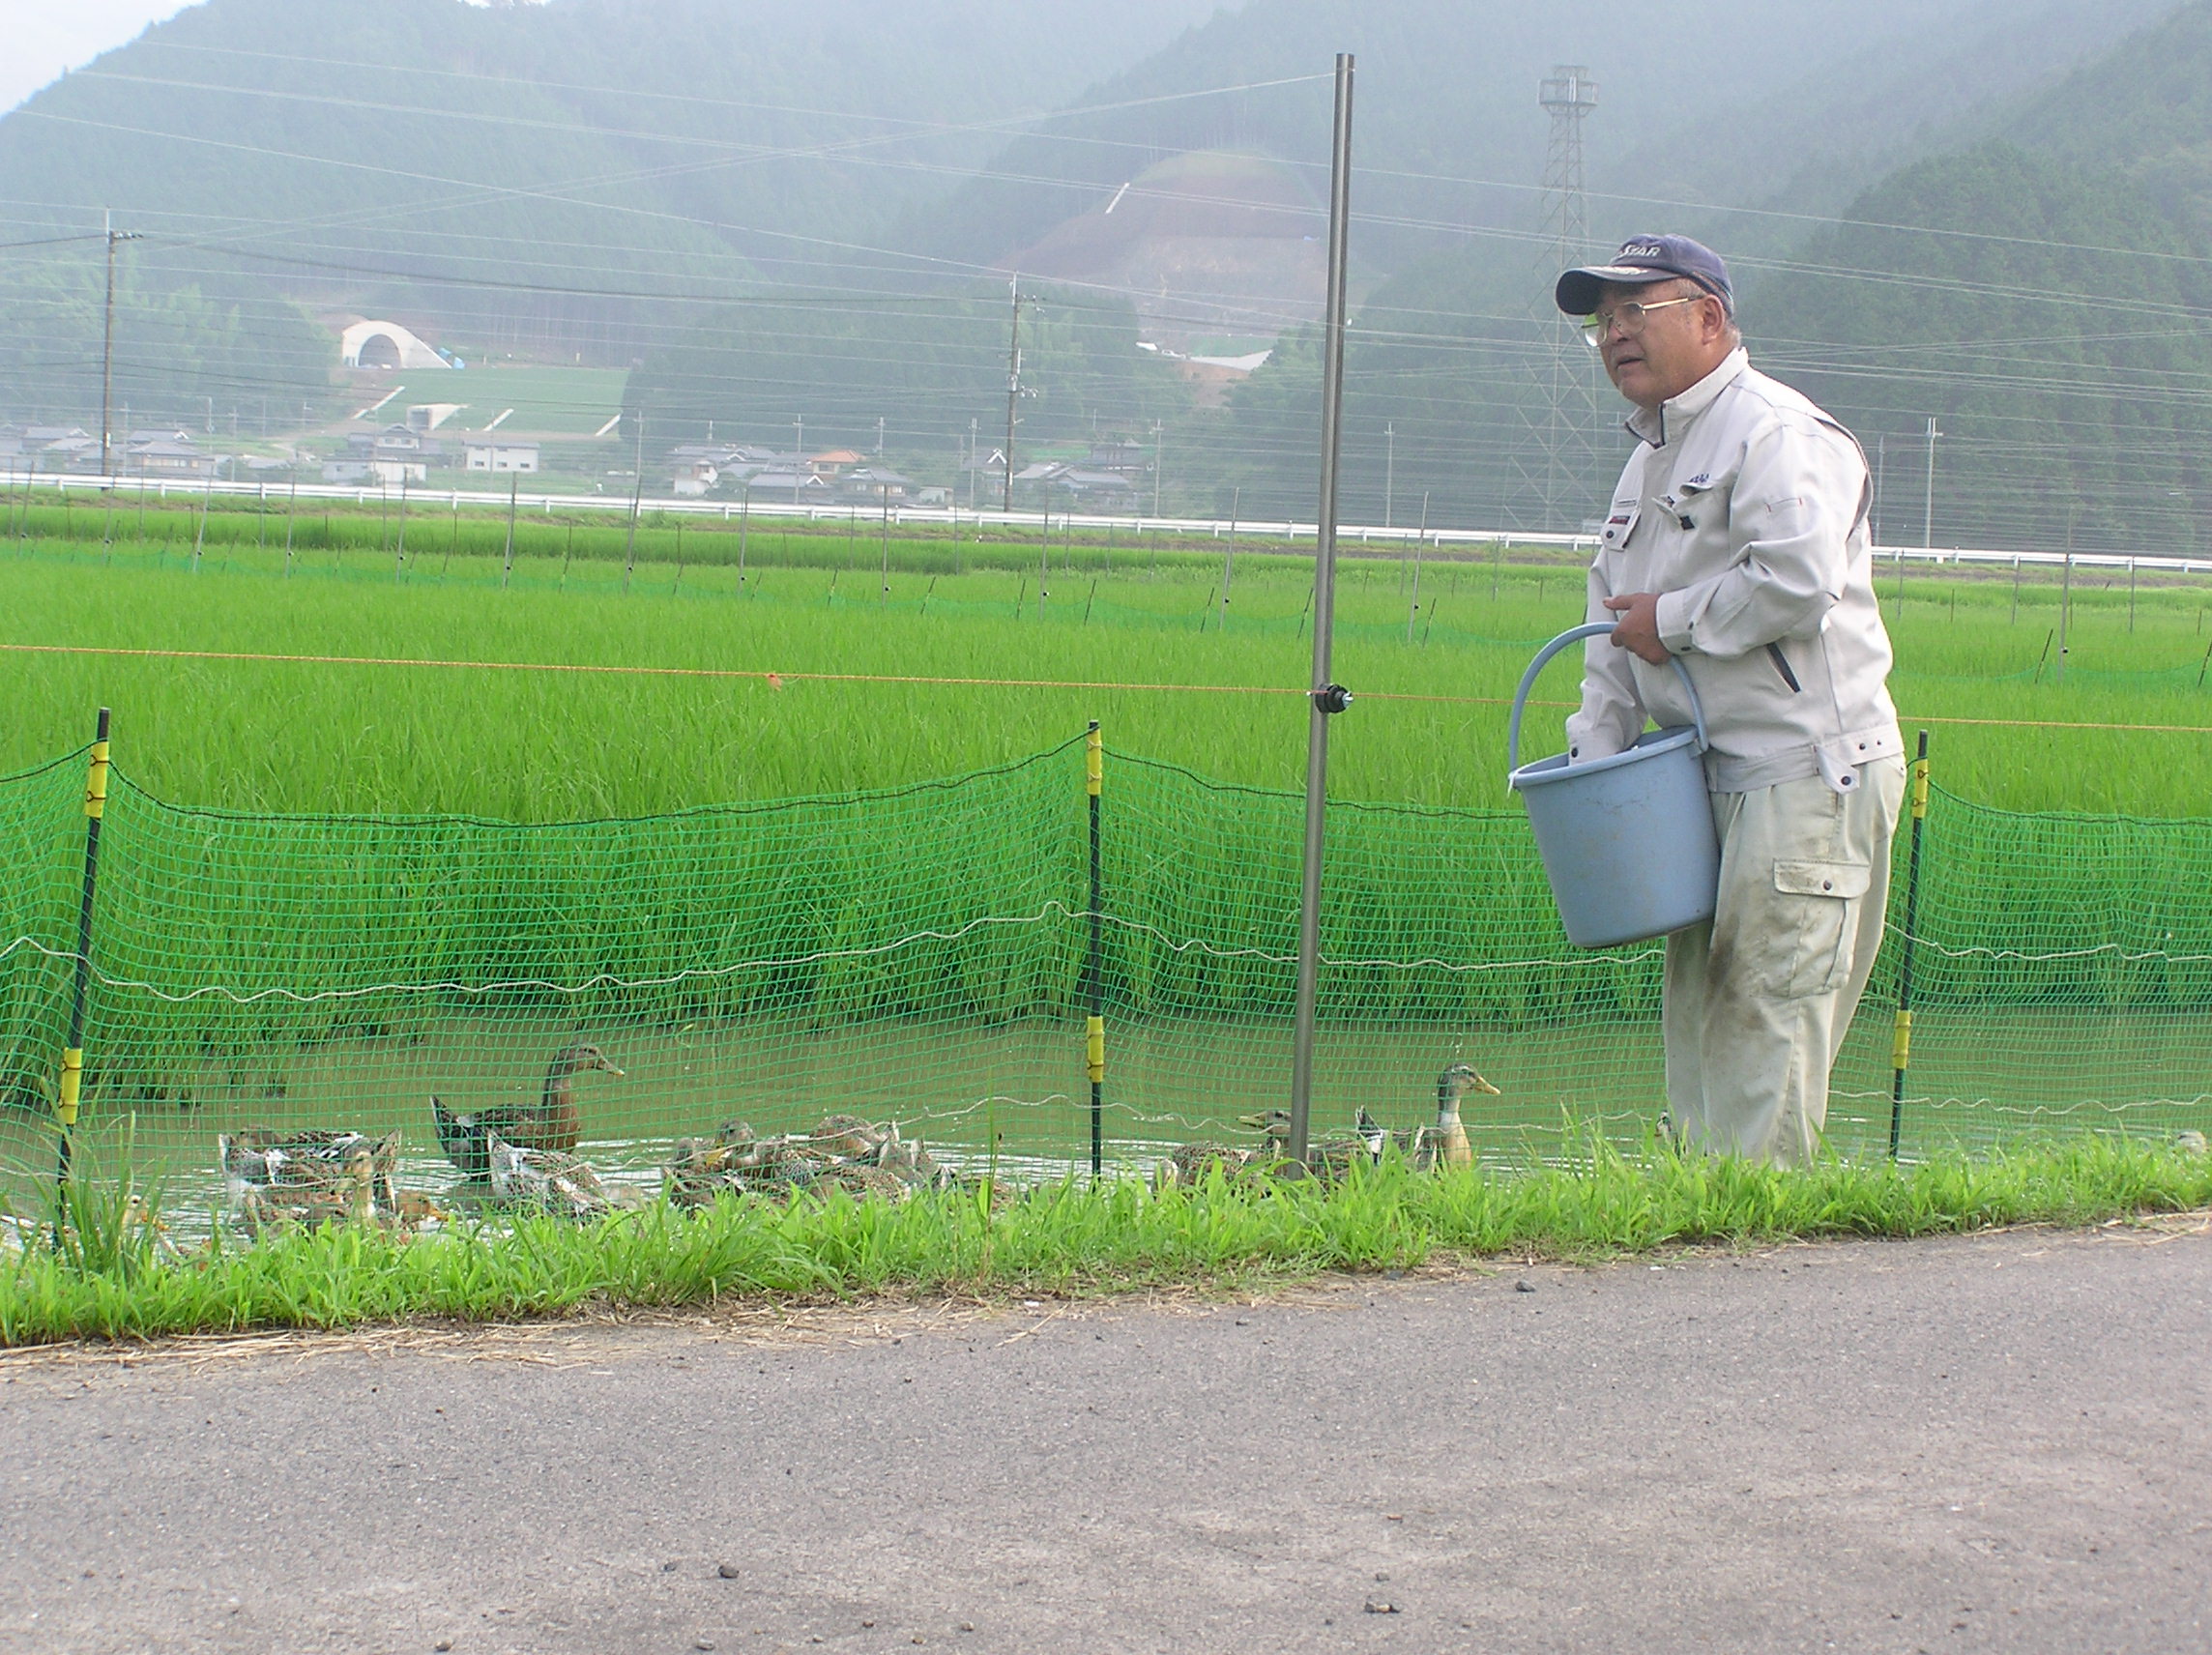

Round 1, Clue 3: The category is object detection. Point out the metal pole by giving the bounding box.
[1383,421,1394,530]
[1004,278,1024,512]
[1288,52,1356,1169]
[1086,721,1105,1177]
[502,471,518,587]
[101,213,115,479]
[624,413,645,592]
[393,475,409,580]
[56,707,111,1198]
[1922,417,1938,550]
[1220,486,1238,624]
[1888,729,1930,1160]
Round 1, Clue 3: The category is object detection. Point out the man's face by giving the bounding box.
[1591,279,1732,411]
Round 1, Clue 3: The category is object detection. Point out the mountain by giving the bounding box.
[0,0,1225,426]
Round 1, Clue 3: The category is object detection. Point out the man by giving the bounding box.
[1554,234,1906,1167]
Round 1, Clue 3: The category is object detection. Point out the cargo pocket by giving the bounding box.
[1770,859,1872,999]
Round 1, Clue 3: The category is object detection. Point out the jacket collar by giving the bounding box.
[1623,346,1750,449]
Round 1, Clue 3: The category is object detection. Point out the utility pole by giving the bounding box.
[1003,277,1030,513]
[1151,421,1165,518]
[1873,433,1886,543]
[1382,421,1394,530]
[1923,417,1941,549]
[623,410,646,592]
[98,211,141,479]
[875,415,885,458]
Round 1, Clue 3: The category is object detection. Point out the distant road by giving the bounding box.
[3,1224,2206,1654]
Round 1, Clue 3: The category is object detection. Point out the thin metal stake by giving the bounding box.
[1288,52,1356,1169]
[56,708,111,1201]
[1889,730,1931,1160]
[1086,722,1105,1177]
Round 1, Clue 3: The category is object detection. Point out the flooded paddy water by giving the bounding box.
[2,1003,2205,1247]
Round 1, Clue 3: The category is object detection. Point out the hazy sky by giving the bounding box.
[0,0,200,115]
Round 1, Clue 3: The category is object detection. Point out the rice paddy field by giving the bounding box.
[0,488,2207,1338]
[0,491,2207,818]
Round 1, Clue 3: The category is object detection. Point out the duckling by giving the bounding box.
[2176,1129,2208,1156]
[485,1130,611,1221]
[433,1042,625,1179]
[1412,1063,1499,1172]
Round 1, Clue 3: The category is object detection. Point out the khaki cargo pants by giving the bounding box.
[1662,757,1907,1167]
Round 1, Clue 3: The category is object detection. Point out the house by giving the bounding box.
[666,446,721,496]
[1086,438,1151,481]
[1008,460,1139,509]
[836,466,913,505]
[126,438,218,479]
[406,403,466,432]
[804,449,863,480]
[745,469,830,504]
[465,439,540,475]
[344,423,441,483]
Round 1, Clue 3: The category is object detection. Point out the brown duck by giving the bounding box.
[432,1042,624,1180]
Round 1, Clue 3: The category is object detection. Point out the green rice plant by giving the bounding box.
[1,503,2209,817]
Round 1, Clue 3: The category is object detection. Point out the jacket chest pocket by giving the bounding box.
[1599,505,1641,553]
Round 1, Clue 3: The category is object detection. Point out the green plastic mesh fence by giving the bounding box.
[0,735,2205,1230]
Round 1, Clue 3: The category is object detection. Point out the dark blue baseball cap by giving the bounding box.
[1556,234,1734,318]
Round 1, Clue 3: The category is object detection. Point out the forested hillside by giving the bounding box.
[0,0,1219,424]
[1751,144,2212,556]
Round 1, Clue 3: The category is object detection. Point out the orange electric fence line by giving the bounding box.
[0,640,2208,735]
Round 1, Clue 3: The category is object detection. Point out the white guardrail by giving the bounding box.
[15,470,2212,578]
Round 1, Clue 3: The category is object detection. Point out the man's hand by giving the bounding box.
[1603,593,1673,665]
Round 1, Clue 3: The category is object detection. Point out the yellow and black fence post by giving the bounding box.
[1085,720,1105,1176]
[57,707,111,1191]
[1889,729,1931,1160]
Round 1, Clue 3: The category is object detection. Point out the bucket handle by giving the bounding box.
[1508,622,1709,772]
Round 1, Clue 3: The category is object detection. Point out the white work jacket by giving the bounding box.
[1565,348,1903,796]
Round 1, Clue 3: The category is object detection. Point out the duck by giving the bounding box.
[485,1130,612,1221]
[433,1042,625,1179]
[876,1124,951,1190]
[238,1146,380,1230]
[1412,1063,1499,1172]
[1235,1109,1391,1183]
[219,1128,400,1214]
[1152,1139,1262,1190]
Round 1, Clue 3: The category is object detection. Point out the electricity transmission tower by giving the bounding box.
[1525,65,1604,531]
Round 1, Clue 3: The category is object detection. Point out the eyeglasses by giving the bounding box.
[1579,293,1706,348]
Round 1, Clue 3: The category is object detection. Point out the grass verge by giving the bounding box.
[3,1134,2205,1347]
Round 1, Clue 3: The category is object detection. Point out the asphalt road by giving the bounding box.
[2,1224,2207,1655]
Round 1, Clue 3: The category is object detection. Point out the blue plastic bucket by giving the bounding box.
[1507,624,1720,949]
